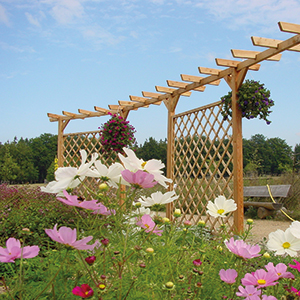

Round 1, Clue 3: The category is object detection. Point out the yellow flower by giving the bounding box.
[174,209,181,217]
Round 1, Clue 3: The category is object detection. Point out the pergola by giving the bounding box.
[48,22,300,233]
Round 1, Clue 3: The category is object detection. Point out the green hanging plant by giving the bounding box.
[99,112,136,154]
[220,79,274,124]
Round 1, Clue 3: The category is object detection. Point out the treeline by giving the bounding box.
[0,134,299,184]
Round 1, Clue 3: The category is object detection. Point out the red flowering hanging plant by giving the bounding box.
[99,112,136,154]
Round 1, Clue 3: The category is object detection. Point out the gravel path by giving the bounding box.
[245,219,292,244]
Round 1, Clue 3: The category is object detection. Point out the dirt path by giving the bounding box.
[245,219,292,244]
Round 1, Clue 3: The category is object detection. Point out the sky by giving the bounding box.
[1,0,300,149]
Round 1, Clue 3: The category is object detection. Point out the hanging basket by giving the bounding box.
[221,79,274,124]
[99,113,136,154]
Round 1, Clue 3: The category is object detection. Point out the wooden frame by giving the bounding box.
[48,22,300,234]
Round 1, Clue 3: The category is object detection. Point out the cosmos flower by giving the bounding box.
[118,147,172,188]
[236,285,261,299]
[57,190,101,210]
[225,237,261,259]
[136,214,163,236]
[72,284,94,298]
[121,169,157,189]
[138,191,179,207]
[241,269,279,288]
[41,150,98,193]
[0,238,39,263]
[265,262,294,279]
[45,224,99,250]
[289,259,300,272]
[219,269,238,284]
[289,221,300,239]
[267,228,300,256]
[206,195,237,218]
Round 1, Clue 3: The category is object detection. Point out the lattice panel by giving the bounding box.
[63,130,119,198]
[172,101,235,233]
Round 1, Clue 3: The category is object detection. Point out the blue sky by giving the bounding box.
[1,0,300,148]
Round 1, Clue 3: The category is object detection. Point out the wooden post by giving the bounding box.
[57,119,69,167]
[165,96,180,219]
[231,69,246,234]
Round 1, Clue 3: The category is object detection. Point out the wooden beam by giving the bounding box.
[118,101,138,110]
[155,86,192,97]
[94,106,110,114]
[237,33,300,71]
[167,80,206,91]
[78,109,105,117]
[231,49,282,61]
[129,95,161,106]
[198,66,220,75]
[279,21,300,34]
[251,36,300,52]
[215,58,260,71]
[109,105,123,110]
[142,91,163,98]
[62,111,77,117]
[180,74,221,86]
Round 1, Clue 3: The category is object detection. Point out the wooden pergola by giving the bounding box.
[48,22,300,233]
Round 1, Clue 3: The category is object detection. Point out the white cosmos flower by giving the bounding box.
[289,221,300,239]
[138,191,179,207]
[206,195,237,218]
[267,228,300,257]
[87,161,129,188]
[41,150,98,193]
[118,147,172,188]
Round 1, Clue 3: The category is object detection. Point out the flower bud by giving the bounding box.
[165,282,174,289]
[99,183,109,192]
[184,220,192,227]
[162,217,170,224]
[174,209,181,217]
[134,202,142,208]
[263,252,270,258]
[146,247,154,253]
[101,238,109,246]
[85,256,96,265]
[197,220,206,227]
[98,283,106,290]
[246,219,253,225]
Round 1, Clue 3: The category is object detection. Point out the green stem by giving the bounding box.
[33,250,69,300]
[1,277,14,300]
[77,250,99,287]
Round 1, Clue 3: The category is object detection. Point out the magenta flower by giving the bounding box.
[241,269,279,288]
[225,237,261,259]
[45,224,99,250]
[121,170,157,189]
[193,259,202,266]
[136,214,163,236]
[265,262,294,279]
[289,286,300,296]
[236,285,261,299]
[85,256,96,265]
[93,203,116,216]
[289,259,300,272]
[0,238,39,263]
[72,284,94,298]
[57,190,101,210]
[219,269,238,284]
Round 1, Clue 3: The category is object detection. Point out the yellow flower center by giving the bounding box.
[145,224,150,228]
[85,291,89,295]
[141,161,147,168]
[282,242,291,249]
[217,209,225,215]
[257,279,266,285]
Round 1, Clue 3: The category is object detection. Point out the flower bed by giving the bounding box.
[1,149,300,299]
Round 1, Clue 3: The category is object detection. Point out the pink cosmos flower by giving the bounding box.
[289,286,300,296]
[262,296,277,300]
[219,269,238,284]
[0,238,39,263]
[93,203,116,216]
[45,224,99,250]
[265,262,294,279]
[136,214,163,236]
[121,170,157,188]
[241,269,279,288]
[236,285,261,299]
[57,190,101,210]
[289,259,300,272]
[225,237,261,259]
[72,284,94,298]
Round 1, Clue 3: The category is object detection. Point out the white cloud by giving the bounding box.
[0,4,11,26]
[42,0,85,24]
[25,12,41,27]
[193,0,300,30]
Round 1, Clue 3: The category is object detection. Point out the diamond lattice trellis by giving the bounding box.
[172,101,235,233]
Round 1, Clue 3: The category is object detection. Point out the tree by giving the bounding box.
[0,148,20,182]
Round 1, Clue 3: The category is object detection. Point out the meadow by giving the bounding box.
[1,150,300,299]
